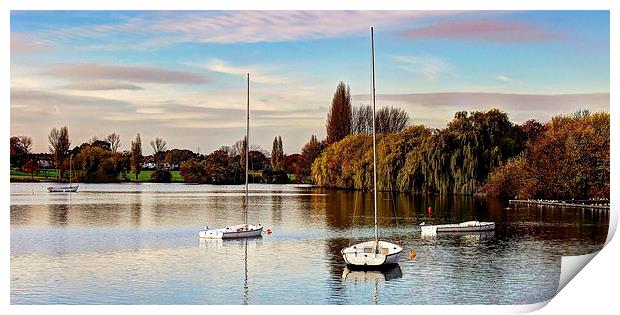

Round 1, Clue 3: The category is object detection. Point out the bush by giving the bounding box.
[151,169,172,183]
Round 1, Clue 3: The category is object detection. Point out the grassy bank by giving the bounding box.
[125,170,183,182]
[11,168,183,183]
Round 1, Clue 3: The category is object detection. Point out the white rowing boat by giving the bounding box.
[47,184,79,193]
[421,221,495,233]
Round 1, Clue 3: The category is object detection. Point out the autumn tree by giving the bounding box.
[48,126,71,179]
[482,111,609,199]
[106,133,121,152]
[164,149,196,169]
[130,133,143,180]
[23,160,39,180]
[150,137,167,168]
[10,135,32,169]
[299,135,325,182]
[326,81,352,144]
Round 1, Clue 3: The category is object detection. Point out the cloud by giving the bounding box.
[399,20,561,43]
[390,55,455,80]
[496,75,512,82]
[11,89,134,110]
[61,81,144,91]
[41,63,209,85]
[10,33,53,53]
[12,11,461,49]
[204,59,289,84]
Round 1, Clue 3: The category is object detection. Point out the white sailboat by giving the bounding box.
[199,73,263,239]
[47,154,79,193]
[341,27,403,269]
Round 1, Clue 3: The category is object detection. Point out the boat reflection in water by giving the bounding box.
[199,236,263,305]
[342,265,403,304]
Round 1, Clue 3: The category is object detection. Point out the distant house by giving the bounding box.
[37,159,54,169]
[142,162,157,170]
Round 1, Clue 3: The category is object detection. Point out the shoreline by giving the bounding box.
[509,199,610,210]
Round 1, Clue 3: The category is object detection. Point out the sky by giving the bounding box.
[10,10,610,154]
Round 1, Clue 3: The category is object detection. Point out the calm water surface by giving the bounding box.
[10,183,608,304]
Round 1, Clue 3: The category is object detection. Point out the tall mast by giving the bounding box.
[371,27,378,245]
[69,154,72,185]
[245,73,250,225]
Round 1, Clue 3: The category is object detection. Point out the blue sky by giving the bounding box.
[10,11,610,154]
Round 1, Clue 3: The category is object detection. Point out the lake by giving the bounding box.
[10,182,609,304]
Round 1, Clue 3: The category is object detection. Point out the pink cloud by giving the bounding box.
[42,63,209,85]
[399,20,561,43]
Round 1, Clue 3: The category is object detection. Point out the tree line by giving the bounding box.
[10,80,609,200]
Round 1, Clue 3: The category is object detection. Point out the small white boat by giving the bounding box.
[47,155,79,193]
[421,221,495,233]
[342,240,403,269]
[47,184,79,193]
[341,28,404,270]
[199,74,262,240]
[199,223,263,239]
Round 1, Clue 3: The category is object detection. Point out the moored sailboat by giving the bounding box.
[341,27,403,269]
[47,154,79,193]
[199,73,263,239]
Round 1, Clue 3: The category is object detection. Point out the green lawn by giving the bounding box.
[10,168,59,181]
[126,170,183,182]
[11,168,183,182]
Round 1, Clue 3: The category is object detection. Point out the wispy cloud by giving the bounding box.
[41,63,209,85]
[12,11,460,49]
[61,81,144,91]
[496,75,512,82]
[390,55,455,80]
[10,33,53,53]
[204,59,289,84]
[399,20,561,43]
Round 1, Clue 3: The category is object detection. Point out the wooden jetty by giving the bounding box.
[509,199,609,210]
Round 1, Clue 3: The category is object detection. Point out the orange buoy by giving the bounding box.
[266,229,272,234]
[409,250,417,259]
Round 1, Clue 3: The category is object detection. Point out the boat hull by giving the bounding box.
[199,224,263,239]
[341,240,403,270]
[421,221,495,233]
[47,185,79,193]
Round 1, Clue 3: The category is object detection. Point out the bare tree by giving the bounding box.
[150,137,167,168]
[352,105,410,134]
[326,81,352,144]
[88,135,99,144]
[106,133,121,152]
[376,106,410,133]
[48,126,71,179]
[352,105,373,134]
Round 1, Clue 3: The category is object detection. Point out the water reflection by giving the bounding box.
[48,203,69,226]
[342,265,403,304]
[10,183,609,305]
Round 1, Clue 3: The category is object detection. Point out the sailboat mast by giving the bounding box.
[371,27,378,245]
[69,154,72,185]
[245,73,250,225]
